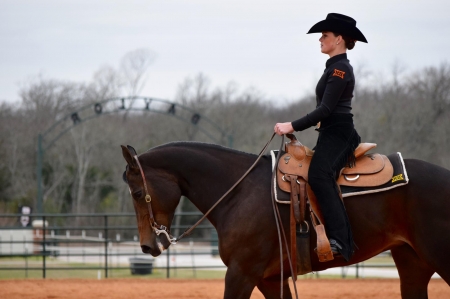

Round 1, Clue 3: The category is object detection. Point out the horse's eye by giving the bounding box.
[133,191,142,199]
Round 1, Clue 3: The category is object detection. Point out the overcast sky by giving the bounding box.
[1,0,449,105]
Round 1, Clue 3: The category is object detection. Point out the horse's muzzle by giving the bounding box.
[140,243,163,257]
[140,234,169,256]
[141,245,152,254]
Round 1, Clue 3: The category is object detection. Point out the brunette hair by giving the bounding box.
[332,32,356,50]
[342,35,356,50]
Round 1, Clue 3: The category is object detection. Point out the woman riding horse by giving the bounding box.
[274,13,368,261]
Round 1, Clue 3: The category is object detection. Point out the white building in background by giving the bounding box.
[0,229,33,254]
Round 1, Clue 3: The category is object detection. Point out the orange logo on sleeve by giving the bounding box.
[333,69,346,79]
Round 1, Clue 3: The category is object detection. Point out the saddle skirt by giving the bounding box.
[277,135,394,194]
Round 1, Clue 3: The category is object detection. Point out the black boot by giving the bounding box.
[329,239,343,256]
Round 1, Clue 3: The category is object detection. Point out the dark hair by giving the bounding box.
[342,35,356,50]
[331,32,356,50]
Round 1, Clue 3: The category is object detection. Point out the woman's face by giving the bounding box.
[319,31,341,55]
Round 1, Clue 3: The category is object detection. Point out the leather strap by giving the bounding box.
[134,155,174,240]
[290,198,298,281]
[299,180,306,223]
[133,155,155,223]
[270,135,299,299]
[288,175,301,223]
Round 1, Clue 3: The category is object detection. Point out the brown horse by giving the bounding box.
[121,141,450,299]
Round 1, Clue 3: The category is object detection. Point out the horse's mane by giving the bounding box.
[123,141,262,183]
[145,141,257,158]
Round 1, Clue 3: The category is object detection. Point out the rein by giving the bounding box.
[132,133,277,244]
[133,133,299,298]
[270,135,299,299]
[176,133,278,241]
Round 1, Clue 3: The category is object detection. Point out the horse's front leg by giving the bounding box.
[257,276,293,299]
[224,264,260,299]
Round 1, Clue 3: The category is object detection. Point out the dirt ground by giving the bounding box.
[1,279,449,299]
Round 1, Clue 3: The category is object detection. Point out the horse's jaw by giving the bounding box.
[157,240,165,253]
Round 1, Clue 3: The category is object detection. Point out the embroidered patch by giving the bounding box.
[333,69,345,79]
[391,174,404,183]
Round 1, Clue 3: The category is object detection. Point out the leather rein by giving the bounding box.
[133,133,277,244]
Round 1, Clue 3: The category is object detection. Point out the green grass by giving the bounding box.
[0,254,396,280]
[0,256,227,279]
[0,268,227,280]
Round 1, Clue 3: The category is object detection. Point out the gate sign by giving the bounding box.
[19,206,31,227]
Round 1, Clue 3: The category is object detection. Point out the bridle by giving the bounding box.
[131,133,299,299]
[133,155,177,245]
[131,134,277,244]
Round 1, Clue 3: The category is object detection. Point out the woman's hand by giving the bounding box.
[274,122,294,136]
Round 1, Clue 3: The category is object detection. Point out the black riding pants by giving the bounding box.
[308,114,360,261]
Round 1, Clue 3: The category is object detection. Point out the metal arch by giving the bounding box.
[36,96,233,214]
[41,96,231,149]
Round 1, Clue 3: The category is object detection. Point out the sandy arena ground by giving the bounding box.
[1,279,449,299]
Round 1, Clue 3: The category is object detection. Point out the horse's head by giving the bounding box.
[121,145,182,257]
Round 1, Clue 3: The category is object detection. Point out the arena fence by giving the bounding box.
[0,213,397,279]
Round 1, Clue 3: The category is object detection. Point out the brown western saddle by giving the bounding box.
[277,134,393,268]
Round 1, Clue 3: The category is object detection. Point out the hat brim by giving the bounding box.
[307,19,368,43]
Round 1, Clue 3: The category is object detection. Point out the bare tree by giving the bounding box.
[120,48,156,97]
[88,65,123,101]
[2,60,450,215]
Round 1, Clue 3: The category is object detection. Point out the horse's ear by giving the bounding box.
[121,145,138,169]
[127,145,138,156]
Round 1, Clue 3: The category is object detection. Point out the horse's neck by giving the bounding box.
[155,144,256,223]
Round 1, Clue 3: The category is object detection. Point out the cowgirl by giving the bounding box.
[274,13,368,261]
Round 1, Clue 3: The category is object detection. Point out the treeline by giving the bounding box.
[1,63,450,215]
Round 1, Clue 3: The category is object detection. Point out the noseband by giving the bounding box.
[133,155,177,245]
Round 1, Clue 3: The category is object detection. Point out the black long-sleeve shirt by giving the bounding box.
[292,53,355,131]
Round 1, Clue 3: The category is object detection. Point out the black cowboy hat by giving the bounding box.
[307,13,368,43]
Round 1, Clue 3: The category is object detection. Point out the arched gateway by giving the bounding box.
[36,96,232,213]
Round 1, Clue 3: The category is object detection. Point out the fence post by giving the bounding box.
[166,247,170,278]
[24,233,28,278]
[104,215,108,278]
[37,134,43,214]
[43,216,46,279]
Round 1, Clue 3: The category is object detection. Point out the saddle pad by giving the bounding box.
[271,151,409,203]
[340,152,409,197]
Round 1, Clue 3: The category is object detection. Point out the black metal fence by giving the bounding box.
[0,213,400,280]
[0,212,222,279]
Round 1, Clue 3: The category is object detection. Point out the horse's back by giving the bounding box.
[398,159,450,227]
[404,158,450,201]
